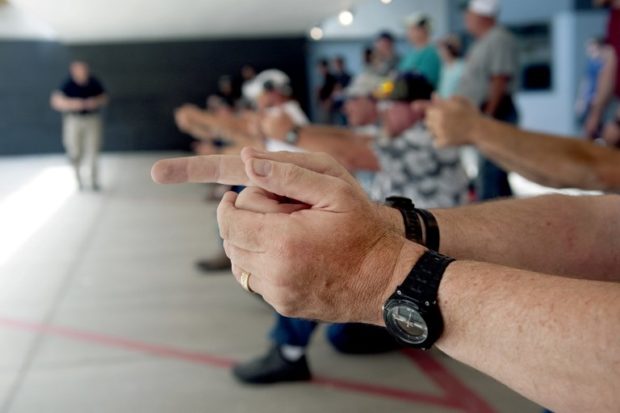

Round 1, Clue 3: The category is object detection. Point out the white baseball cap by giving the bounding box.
[468,0,500,17]
[243,69,292,102]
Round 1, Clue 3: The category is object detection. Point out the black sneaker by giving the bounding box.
[195,255,231,273]
[232,346,312,384]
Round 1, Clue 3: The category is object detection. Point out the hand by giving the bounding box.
[424,96,482,147]
[260,111,295,140]
[83,98,99,111]
[584,109,602,139]
[151,149,413,324]
[175,104,203,132]
[602,120,620,148]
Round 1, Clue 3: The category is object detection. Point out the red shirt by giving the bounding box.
[608,8,620,97]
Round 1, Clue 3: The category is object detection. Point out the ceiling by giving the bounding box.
[8,0,366,43]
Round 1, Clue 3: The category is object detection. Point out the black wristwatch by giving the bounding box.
[383,250,455,350]
[285,125,302,145]
[385,196,440,250]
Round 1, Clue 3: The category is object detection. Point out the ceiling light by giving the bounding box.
[338,10,354,26]
[380,0,393,4]
[310,26,324,41]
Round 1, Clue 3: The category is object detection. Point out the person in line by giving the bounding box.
[437,35,466,99]
[316,59,337,124]
[398,13,442,88]
[457,0,520,200]
[50,61,108,191]
[151,148,620,413]
[371,31,400,77]
[575,38,618,139]
[330,56,352,125]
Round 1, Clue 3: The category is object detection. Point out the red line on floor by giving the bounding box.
[0,316,490,411]
[402,349,497,413]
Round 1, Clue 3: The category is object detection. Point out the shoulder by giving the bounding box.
[492,27,517,45]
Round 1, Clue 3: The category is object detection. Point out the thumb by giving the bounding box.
[244,157,354,212]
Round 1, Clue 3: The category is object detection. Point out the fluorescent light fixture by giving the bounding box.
[338,10,354,26]
[0,166,75,267]
[380,0,393,4]
[310,26,324,41]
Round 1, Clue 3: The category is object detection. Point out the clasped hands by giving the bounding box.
[152,148,425,325]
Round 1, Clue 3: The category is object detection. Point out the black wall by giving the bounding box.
[0,37,309,155]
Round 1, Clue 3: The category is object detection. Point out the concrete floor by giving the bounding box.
[0,153,543,413]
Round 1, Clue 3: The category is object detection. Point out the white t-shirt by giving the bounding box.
[265,101,309,153]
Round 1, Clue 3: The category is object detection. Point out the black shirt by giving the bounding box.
[60,77,106,115]
[318,73,337,102]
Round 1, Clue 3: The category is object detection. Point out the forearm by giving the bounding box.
[296,125,355,151]
[384,240,620,412]
[297,128,379,171]
[437,259,620,413]
[195,114,256,146]
[431,194,620,280]
[50,93,81,112]
[472,116,620,190]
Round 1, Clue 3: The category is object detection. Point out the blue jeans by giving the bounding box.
[269,314,401,354]
[476,96,519,201]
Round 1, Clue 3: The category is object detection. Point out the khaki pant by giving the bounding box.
[62,114,103,188]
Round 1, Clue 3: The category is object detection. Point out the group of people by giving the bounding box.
[153,2,620,410]
[47,0,620,411]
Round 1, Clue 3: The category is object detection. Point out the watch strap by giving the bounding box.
[417,208,440,251]
[397,250,455,304]
[385,197,423,244]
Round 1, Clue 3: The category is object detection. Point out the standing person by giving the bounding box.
[593,0,620,145]
[437,35,466,98]
[50,61,108,191]
[457,0,519,201]
[331,56,352,125]
[576,38,618,139]
[398,13,442,88]
[316,59,337,123]
[371,31,400,77]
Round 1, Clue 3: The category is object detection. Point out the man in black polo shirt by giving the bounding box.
[51,61,108,191]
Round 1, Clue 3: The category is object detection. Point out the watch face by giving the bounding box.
[385,300,428,345]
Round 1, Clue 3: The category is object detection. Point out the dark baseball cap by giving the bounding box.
[377,72,434,102]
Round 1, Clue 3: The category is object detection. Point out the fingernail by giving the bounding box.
[251,159,271,177]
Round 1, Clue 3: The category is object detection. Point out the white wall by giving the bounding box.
[513,10,608,135]
[0,4,56,40]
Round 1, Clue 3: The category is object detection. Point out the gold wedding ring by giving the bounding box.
[240,271,253,293]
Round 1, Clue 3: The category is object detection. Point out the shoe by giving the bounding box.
[232,346,312,384]
[195,254,231,273]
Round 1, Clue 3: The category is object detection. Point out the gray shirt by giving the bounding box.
[457,26,519,106]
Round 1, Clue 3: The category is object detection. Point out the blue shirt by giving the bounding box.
[398,45,442,88]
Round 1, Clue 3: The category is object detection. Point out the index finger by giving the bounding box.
[151,155,251,185]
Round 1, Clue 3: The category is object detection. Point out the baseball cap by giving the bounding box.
[243,69,292,102]
[468,0,500,17]
[405,13,432,32]
[376,72,434,103]
[344,74,384,98]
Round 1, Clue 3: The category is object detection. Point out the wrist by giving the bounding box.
[362,234,426,326]
[378,204,406,236]
[470,115,495,147]
[379,240,428,325]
